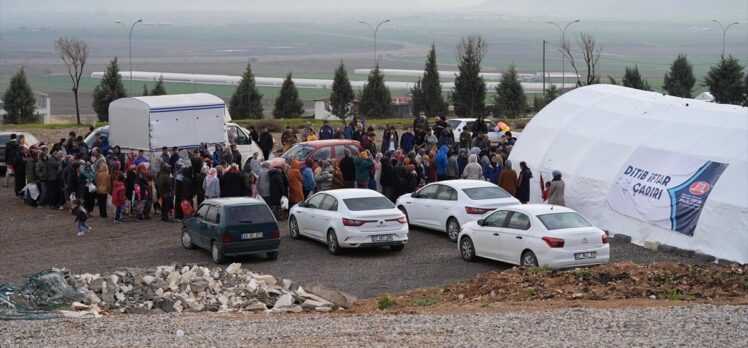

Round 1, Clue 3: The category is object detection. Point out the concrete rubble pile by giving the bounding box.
[68,263,356,316]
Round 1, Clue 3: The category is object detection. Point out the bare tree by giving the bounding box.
[55,38,89,124]
[562,32,602,86]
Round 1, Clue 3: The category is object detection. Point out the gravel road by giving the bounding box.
[0,185,711,298]
[2,305,746,347]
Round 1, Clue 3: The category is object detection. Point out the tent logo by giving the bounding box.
[689,181,710,196]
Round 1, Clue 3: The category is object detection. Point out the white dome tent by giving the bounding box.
[509,84,747,263]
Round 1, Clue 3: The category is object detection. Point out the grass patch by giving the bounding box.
[528,265,551,275]
[666,289,681,301]
[377,296,397,310]
[573,270,591,278]
[522,287,536,296]
[414,298,437,307]
[0,121,107,130]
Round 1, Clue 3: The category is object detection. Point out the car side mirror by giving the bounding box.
[411,192,418,198]
[477,219,484,226]
[298,202,307,208]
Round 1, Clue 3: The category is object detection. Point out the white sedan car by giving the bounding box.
[289,189,408,254]
[395,180,520,242]
[457,204,610,269]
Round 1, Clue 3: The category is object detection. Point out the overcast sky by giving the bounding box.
[1,0,746,27]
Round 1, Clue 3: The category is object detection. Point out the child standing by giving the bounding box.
[112,174,126,223]
[71,199,92,236]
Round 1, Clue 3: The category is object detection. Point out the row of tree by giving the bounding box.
[2,35,747,124]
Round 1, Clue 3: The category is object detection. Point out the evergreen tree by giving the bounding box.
[272,72,305,118]
[744,74,748,106]
[663,54,696,98]
[150,75,167,96]
[92,57,127,121]
[544,84,559,104]
[411,44,446,117]
[229,63,264,119]
[622,65,651,91]
[359,65,391,118]
[452,35,487,117]
[142,84,149,96]
[493,64,527,118]
[704,56,745,105]
[328,60,355,122]
[1,68,37,124]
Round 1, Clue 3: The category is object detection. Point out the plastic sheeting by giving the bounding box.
[0,270,88,320]
[509,84,748,263]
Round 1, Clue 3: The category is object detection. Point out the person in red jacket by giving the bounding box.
[112,174,126,224]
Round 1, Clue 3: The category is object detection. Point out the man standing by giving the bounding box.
[258,127,274,161]
[381,125,399,153]
[400,127,414,154]
[471,116,488,138]
[4,133,19,188]
[319,120,334,140]
[168,147,180,169]
[459,127,471,151]
[339,149,355,188]
[248,126,260,144]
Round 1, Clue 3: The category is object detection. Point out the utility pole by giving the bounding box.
[547,19,580,91]
[712,19,740,58]
[115,19,143,96]
[358,19,391,67]
[542,40,546,96]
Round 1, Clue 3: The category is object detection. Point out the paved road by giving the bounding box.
[0,187,710,298]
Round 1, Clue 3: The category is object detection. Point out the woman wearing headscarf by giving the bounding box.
[353,150,374,189]
[257,162,271,201]
[157,164,173,222]
[180,166,194,214]
[300,159,316,198]
[315,160,333,192]
[220,164,244,198]
[483,154,502,185]
[461,154,483,180]
[204,168,220,199]
[516,161,533,204]
[80,162,96,214]
[287,161,304,205]
[95,163,111,218]
[548,170,566,206]
[331,161,344,189]
[498,160,518,196]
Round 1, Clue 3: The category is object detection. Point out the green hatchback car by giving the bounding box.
[181,198,281,263]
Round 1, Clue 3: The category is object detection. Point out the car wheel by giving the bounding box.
[289,216,301,240]
[267,251,279,260]
[447,217,460,242]
[389,243,405,252]
[327,229,341,255]
[181,227,195,249]
[211,241,227,264]
[521,250,539,267]
[460,236,476,262]
[398,206,409,226]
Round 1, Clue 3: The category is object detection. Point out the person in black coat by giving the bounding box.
[267,167,287,220]
[181,166,194,206]
[13,146,27,196]
[4,133,19,188]
[258,127,274,160]
[220,164,244,197]
[471,116,488,138]
[339,150,356,188]
[393,160,408,199]
[380,155,396,202]
[517,161,533,204]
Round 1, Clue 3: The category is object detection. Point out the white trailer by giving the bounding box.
[99,93,260,167]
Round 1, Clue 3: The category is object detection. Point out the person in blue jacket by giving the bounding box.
[400,127,415,154]
[301,159,316,199]
[483,153,502,185]
[319,120,335,140]
[435,145,449,181]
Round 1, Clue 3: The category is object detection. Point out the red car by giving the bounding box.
[268,140,361,168]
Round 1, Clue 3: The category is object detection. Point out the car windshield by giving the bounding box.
[537,212,593,230]
[462,186,511,200]
[226,205,276,224]
[343,197,395,211]
[282,144,314,160]
[447,120,461,128]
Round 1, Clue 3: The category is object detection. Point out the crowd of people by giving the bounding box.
[3,116,566,236]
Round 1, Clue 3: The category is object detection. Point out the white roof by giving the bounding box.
[324,188,386,199]
[130,93,224,109]
[204,197,266,206]
[509,84,747,263]
[503,204,576,215]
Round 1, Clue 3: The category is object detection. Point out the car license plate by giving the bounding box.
[372,235,393,242]
[574,252,597,260]
[242,232,263,240]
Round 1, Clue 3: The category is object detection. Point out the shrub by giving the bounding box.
[414,298,437,307]
[377,296,397,310]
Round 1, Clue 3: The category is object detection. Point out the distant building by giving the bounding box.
[0,91,51,124]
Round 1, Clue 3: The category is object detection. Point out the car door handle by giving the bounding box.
[515,236,523,240]
[492,233,499,236]
[406,202,412,204]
